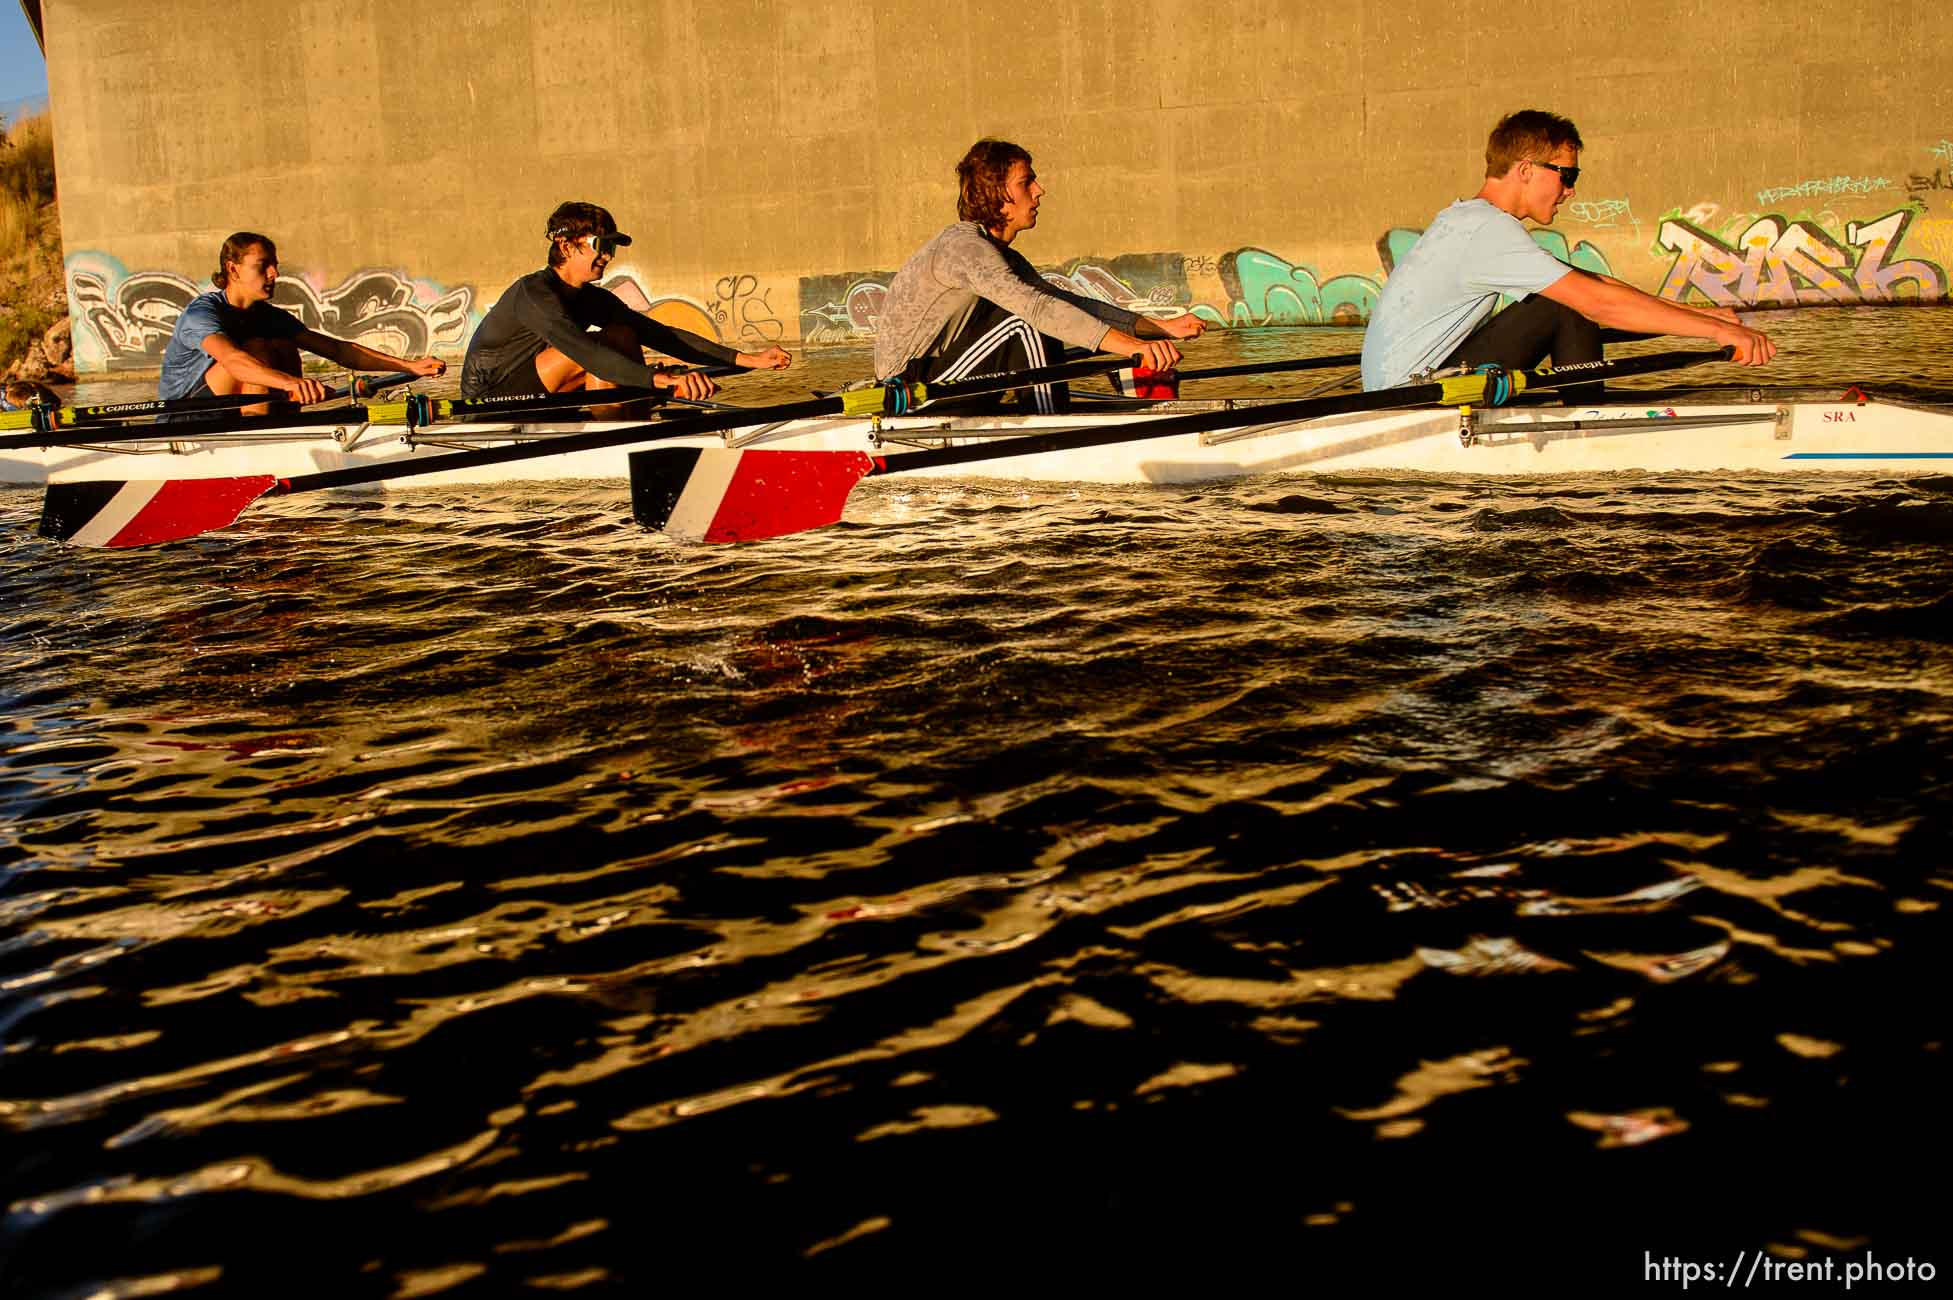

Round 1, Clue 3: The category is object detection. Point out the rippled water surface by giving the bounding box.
[4,314,1952,1291]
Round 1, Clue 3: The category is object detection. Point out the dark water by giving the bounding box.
[3,314,1952,1293]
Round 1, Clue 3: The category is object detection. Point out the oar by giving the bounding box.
[337,364,747,425]
[347,371,423,399]
[631,348,1735,544]
[1169,354,1360,382]
[1107,328,1666,397]
[0,375,431,450]
[34,354,1130,548]
[1110,352,1359,398]
[2,362,746,446]
[1,377,708,452]
[0,371,423,434]
[0,404,382,450]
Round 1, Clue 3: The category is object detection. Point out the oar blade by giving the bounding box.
[630,447,874,543]
[39,476,279,548]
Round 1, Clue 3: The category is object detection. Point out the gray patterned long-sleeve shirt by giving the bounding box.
[872,222,1140,379]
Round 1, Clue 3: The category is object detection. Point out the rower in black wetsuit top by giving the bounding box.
[461,201,790,403]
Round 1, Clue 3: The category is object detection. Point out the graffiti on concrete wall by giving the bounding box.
[64,148,1953,372]
[794,228,1619,342]
[275,271,474,357]
[1897,214,1953,274]
[1208,247,1379,326]
[1378,225,1615,281]
[1909,140,1953,195]
[1754,175,1895,206]
[1655,207,1947,306]
[1561,197,1640,242]
[708,273,787,345]
[797,272,894,345]
[595,272,724,341]
[1184,231,1606,330]
[64,252,477,371]
[64,256,197,370]
[1039,253,1195,320]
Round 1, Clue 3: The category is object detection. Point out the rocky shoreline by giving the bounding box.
[4,306,73,385]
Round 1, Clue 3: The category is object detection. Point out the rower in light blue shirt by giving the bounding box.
[1362,110,1776,402]
[1360,198,1573,391]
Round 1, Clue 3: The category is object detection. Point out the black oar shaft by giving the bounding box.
[67,393,299,421]
[1,373,435,449]
[0,387,668,452]
[0,404,369,449]
[56,370,423,422]
[1173,354,1358,382]
[272,358,1142,494]
[276,395,851,493]
[432,385,660,417]
[1167,332,1645,385]
[912,354,1131,400]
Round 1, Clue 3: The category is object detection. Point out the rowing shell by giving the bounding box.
[9,393,1950,498]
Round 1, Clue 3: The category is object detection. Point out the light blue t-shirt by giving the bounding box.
[1360,198,1573,390]
[159,290,304,400]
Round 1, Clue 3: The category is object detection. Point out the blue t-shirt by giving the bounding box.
[159,290,304,400]
[1361,199,1573,390]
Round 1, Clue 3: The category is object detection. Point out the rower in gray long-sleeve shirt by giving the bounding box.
[872,222,1139,380]
[461,200,791,404]
[873,139,1202,412]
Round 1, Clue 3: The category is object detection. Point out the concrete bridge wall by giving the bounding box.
[42,0,1953,372]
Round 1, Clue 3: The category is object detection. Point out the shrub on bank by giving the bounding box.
[0,190,33,253]
[0,111,66,379]
[0,111,55,211]
[0,302,55,364]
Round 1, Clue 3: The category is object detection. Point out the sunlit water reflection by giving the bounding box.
[3,311,1951,1291]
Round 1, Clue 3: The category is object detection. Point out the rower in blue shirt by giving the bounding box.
[159,231,446,414]
[1362,110,1775,402]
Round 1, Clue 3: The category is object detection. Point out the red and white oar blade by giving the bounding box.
[38,476,279,548]
[1110,363,1180,400]
[630,447,874,543]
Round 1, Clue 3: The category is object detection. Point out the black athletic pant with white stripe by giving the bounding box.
[905,299,1071,413]
[1443,293,1603,405]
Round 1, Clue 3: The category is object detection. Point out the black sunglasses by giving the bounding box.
[551,230,626,257]
[1528,160,1581,188]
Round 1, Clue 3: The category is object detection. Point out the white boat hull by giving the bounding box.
[6,397,1951,490]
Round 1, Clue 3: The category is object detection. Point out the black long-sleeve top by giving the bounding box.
[461,268,739,397]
